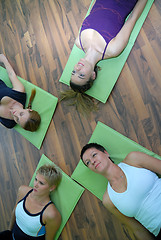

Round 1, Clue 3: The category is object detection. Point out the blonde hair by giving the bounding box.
[37,164,62,188]
[60,90,98,116]
[60,65,100,116]
[23,89,41,132]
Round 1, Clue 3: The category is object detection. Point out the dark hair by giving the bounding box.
[80,142,114,165]
[81,143,106,159]
[70,77,93,93]
[70,65,99,93]
[23,89,41,132]
[23,110,41,132]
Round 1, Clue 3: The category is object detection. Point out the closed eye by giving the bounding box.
[15,116,19,123]
[20,112,24,116]
[85,160,90,166]
[40,181,44,185]
[35,177,44,185]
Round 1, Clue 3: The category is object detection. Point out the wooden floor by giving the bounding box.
[0,0,161,239]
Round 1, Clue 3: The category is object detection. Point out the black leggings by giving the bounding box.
[0,230,13,240]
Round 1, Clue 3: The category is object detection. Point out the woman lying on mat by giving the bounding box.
[0,54,41,131]
[61,0,148,114]
[0,164,62,240]
[81,143,161,239]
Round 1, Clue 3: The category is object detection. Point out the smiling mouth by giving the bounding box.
[78,62,84,66]
[95,163,100,169]
[12,110,16,115]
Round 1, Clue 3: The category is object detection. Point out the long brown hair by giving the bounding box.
[59,90,98,116]
[23,89,41,132]
[60,65,100,116]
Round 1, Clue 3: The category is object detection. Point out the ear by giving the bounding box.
[50,185,56,192]
[104,150,110,157]
[91,71,96,80]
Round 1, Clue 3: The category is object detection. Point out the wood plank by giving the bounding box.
[0,0,160,239]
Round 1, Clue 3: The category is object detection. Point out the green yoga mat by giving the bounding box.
[59,0,154,103]
[71,121,161,201]
[0,66,58,149]
[30,154,84,240]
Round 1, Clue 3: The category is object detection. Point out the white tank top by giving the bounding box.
[108,162,161,236]
[15,189,52,237]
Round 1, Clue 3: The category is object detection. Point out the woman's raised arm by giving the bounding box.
[0,54,25,92]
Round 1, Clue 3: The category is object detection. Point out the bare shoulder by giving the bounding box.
[123,151,161,175]
[124,151,139,161]
[75,36,81,49]
[43,203,61,239]
[17,185,32,200]
[105,36,126,58]
[44,203,61,223]
[123,151,146,166]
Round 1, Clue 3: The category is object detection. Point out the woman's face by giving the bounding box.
[11,108,30,127]
[71,58,95,85]
[82,148,110,174]
[33,173,51,195]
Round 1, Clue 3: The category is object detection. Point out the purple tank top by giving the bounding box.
[79,0,138,59]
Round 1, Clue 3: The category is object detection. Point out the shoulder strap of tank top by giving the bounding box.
[18,189,33,204]
[102,43,108,60]
[40,201,54,225]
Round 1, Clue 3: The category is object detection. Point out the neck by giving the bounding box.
[102,163,124,185]
[9,102,24,119]
[84,47,102,68]
[30,191,50,205]
[11,101,23,109]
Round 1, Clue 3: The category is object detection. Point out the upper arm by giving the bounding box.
[102,190,154,239]
[75,36,81,49]
[0,54,25,92]
[45,207,61,240]
[9,185,31,230]
[10,74,25,92]
[75,0,96,48]
[125,151,161,175]
[103,190,131,224]
[7,69,25,92]
[107,0,148,57]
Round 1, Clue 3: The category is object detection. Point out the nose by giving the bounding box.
[34,182,38,188]
[76,64,82,71]
[91,159,96,165]
[76,66,80,71]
